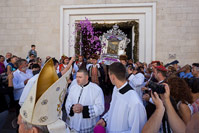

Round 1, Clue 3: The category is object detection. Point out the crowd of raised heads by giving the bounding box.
[0,45,199,133]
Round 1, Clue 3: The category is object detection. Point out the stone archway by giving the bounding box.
[60,3,156,63]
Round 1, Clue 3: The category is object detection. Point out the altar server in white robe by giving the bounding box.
[96,62,147,133]
[65,68,104,132]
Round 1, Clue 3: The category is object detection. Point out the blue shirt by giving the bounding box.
[179,72,193,78]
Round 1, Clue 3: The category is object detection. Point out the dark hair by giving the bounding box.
[16,59,27,68]
[192,63,199,67]
[136,66,144,74]
[127,64,135,71]
[10,55,17,59]
[157,69,167,78]
[77,68,88,76]
[62,57,69,64]
[0,55,4,58]
[32,63,40,69]
[168,76,193,104]
[191,78,199,93]
[52,58,59,66]
[31,44,35,47]
[109,62,126,81]
[45,58,50,64]
[36,57,41,62]
[6,58,11,63]
[29,59,35,64]
[157,62,161,66]
[29,53,35,57]
[185,78,199,93]
[146,68,152,74]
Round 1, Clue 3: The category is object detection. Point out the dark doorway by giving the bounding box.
[75,21,139,62]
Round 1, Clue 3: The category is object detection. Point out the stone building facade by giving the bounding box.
[0,0,198,65]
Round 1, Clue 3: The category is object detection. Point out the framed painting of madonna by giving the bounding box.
[99,24,130,65]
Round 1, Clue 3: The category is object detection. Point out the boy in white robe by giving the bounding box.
[65,68,104,132]
[96,62,147,133]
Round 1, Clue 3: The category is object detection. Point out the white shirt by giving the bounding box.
[103,82,147,133]
[67,79,77,93]
[4,59,8,67]
[72,62,79,79]
[128,73,145,98]
[65,82,104,132]
[13,69,33,100]
[19,74,39,106]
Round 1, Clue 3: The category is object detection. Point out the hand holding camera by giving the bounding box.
[148,81,165,94]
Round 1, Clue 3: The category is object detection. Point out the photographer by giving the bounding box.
[142,84,186,133]
[143,83,199,133]
[142,91,165,133]
[142,66,178,132]
[142,66,167,118]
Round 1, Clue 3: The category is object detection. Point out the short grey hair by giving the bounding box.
[16,59,27,68]
[21,118,49,133]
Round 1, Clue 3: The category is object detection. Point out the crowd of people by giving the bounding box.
[0,44,199,133]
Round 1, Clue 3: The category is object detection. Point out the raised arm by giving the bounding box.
[142,92,165,133]
[161,84,186,133]
[61,56,75,76]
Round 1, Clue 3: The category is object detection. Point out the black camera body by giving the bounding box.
[148,81,165,94]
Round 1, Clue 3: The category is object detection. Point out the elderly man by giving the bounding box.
[96,62,146,132]
[4,52,12,67]
[13,59,33,115]
[65,68,104,132]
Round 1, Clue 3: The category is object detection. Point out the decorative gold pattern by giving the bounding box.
[39,116,48,123]
[56,87,60,91]
[57,89,66,116]
[30,96,33,103]
[23,110,27,118]
[41,99,48,105]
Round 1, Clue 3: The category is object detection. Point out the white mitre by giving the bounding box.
[20,58,72,133]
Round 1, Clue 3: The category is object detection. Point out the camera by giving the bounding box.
[148,81,165,94]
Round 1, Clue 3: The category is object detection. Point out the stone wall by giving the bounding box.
[0,0,198,65]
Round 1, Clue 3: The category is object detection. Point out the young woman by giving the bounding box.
[168,76,193,125]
